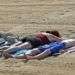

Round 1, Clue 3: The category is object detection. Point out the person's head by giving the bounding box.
[46,30,61,37]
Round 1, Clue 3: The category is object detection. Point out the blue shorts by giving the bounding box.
[38,42,65,55]
[50,42,65,55]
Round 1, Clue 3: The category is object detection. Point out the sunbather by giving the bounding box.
[2,30,62,55]
[25,39,75,60]
[3,39,75,60]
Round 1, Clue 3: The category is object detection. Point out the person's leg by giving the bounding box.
[0,46,10,50]
[3,42,32,54]
[12,48,41,59]
[10,41,22,47]
[3,47,24,59]
[3,42,32,59]
[25,48,41,56]
[3,48,41,59]
[26,49,51,60]
[17,42,32,49]
[26,42,65,60]
[13,47,40,58]
[62,39,75,48]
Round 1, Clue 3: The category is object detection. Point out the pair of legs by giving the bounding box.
[3,39,75,60]
[0,41,32,50]
[3,48,41,59]
[2,41,33,58]
[10,39,75,60]
[9,47,52,60]
[3,42,63,60]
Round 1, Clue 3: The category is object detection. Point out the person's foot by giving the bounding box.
[3,53,13,59]
[0,50,3,57]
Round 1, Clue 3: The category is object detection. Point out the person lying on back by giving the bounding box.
[3,39,75,60]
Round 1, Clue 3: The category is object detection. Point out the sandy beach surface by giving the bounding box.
[0,0,75,75]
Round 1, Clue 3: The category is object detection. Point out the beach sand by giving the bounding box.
[0,0,75,75]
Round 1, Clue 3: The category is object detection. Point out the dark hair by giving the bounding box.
[46,30,61,37]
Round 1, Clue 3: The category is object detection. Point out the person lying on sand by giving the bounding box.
[3,39,75,60]
[2,30,62,55]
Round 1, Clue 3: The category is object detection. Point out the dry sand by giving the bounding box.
[0,0,75,75]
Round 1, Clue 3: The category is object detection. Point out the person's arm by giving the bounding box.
[26,49,51,60]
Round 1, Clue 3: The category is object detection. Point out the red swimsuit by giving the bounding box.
[36,33,50,44]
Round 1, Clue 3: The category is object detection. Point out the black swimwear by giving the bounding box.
[21,33,50,48]
[21,35,43,48]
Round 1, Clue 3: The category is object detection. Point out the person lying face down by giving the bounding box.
[18,30,62,49]
[2,30,62,55]
[3,39,75,60]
